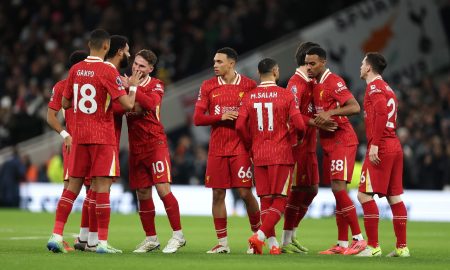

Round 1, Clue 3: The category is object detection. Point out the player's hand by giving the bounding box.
[134,102,143,114]
[121,75,130,88]
[64,135,72,154]
[128,70,145,87]
[221,111,239,121]
[316,120,338,132]
[314,111,333,126]
[369,144,381,165]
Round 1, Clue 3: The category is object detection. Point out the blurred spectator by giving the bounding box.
[0,0,360,149]
[171,134,195,184]
[46,153,63,183]
[0,147,25,207]
[23,154,38,182]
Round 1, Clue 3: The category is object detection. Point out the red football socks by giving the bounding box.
[390,201,407,248]
[260,197,287,237]
[96,192,111,241]
[335,202,349,242]
[283,190,301,230]
[334,190,361,236]
[138,198,156,236]
[362,200,379,247]
[161,192,182,231]
[89,191,98,233]
[213,217,227,239]
[80,189,90,228]
[53,189,77,235]
[248,210,261,232]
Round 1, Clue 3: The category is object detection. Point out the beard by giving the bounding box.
[119,55,129,69]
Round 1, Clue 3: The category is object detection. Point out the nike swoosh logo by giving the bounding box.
[242,179,251,183]
[332,171,340,175]
[212,93,221,98]
[156,174,164,179]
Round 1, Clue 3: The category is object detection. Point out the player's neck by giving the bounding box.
[297,65,308,74]
[260,75,276,84]
[105,57,120,69]
[316,68,326,81]
[89,50,106,60]
[365,73,380,84]
[221,70,237,84]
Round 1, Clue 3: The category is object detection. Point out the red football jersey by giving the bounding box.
[195,73,256,156]
[313,69,358,151]
[63,56,126,145]
[48,79,75,135]
[364,76,401,152]
[239,81,301,166]
[287,68,317,152]
[126,76,167,153]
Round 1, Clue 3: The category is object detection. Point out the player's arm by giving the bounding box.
[289,96,306,139]
[236,105,251,151]
[46,107,72,151]
[368,91,388,165]
[314,92,360,126]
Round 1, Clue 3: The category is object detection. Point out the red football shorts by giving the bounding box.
[69,144,120,178]
[292,149,319,188]
[205,154,253,189]
[254,164,293,197]
[129,147,172,190]
[322,145,357,185]
[359,150,403,197]
[63,144,91,186]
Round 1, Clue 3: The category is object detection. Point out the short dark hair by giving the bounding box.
[69,50,88,68]
[105,35,128,60]
[295,41,320,66]
[258,58,278,74]
[89,29,110,50]
[216,47,238,62]
[365,52,387,75]
[306,46,327,60]
[136,49,158,66]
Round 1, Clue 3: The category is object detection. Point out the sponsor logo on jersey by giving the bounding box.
[307,103,313,113]
[154,83,163,92]
[214,105,220,115]
[335,82,347,93]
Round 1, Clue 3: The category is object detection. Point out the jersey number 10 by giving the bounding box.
[254,102,274,131]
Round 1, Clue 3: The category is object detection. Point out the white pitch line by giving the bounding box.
[8,236,48,240]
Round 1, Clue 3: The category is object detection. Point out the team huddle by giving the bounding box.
[46,29,409,257]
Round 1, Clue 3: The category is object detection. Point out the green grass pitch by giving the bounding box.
[0,209,449,270]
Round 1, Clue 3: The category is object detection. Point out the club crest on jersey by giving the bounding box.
[291,85,297,94]
[116,76,123,87]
